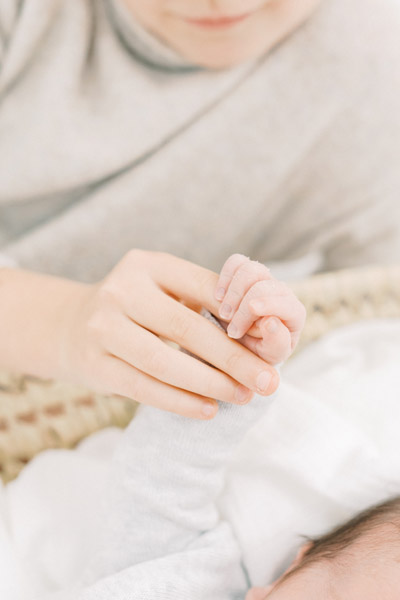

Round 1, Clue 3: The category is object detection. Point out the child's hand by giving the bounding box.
[215,254,306,365]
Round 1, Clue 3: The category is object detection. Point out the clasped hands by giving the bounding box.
[61,250,306,419]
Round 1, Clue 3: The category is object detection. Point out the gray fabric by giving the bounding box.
[48,393,274,600]
[0,0,400,283]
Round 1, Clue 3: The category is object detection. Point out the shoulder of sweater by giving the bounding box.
[278,0,399,115]
[320,0,399,67]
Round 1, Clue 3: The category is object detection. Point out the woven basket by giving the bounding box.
[1,264,399,483]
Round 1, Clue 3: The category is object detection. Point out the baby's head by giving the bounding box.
[247,496,400,600]
[121,1,321,68]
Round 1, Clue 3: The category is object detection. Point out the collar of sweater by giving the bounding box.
[105,0,202,73]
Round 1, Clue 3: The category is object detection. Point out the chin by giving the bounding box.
[176,41,269,69]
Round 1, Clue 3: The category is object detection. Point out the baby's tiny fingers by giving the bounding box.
[226,279,284,339]
[215,254,249,301]
[219,259,271,321]
[240,317,292,365]
[249,291,306,349]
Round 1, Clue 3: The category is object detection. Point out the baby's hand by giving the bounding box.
[215,254,306,365]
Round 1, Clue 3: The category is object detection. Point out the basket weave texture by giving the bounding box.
[1,264,399,483]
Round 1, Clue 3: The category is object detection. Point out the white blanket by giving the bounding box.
[1,319,400,598]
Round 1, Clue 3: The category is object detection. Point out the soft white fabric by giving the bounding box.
[1,319,400,598]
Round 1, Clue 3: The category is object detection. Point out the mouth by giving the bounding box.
[179,10,259,29]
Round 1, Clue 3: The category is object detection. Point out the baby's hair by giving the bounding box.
[279,496,400,586]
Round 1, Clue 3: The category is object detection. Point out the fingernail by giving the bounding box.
[227,323,240,339]
[220,304,232,319]
[267,317,279,334]
[235,385,252,404]
[202,403,217,418]
[216,287,225,301]
[256,371,272,393]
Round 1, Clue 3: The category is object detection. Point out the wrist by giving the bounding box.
[52,279,94,382]
[0,268,91,381]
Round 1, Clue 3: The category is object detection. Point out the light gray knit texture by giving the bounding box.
[1,0,400,280]
[43,393,274,600]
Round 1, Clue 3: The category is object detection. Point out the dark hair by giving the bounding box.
[277,496,400,586]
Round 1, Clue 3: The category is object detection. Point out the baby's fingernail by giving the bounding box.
[256,371,272,393]
[227,323,240,339]
[216,287,225,301]
[220,304,232,319]
[267,317,279,334]
[202,402,217,418]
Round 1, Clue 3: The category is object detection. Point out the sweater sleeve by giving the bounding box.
[87,395,274,599]
[46,389,275,600]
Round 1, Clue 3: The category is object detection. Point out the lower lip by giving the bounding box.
[181,12,255,29]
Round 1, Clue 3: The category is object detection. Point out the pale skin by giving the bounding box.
[0,251,304,419]
[248,561,400,600]
[247,534,400,599]
[61,250,304,417]
[121,0,322,69]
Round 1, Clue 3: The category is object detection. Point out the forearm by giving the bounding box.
[0,267,90,379]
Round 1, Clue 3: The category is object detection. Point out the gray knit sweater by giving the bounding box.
[1,0,400,282]
[47,393,275,600]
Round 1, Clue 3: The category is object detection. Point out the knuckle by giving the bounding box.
[225,351,242,373]
[252,279,271,294]
[227,286,244,301]
[169,311,192,343]
[125,377,141,403]
[96,281,122,306]
[244,260,270,279]
[119,248,155,274]
[116,369,142,402]
[144,348,168,378]
[223,253,249,272]
[86,312,106,341]
[235,265,255,286]
[229,253,249,265]
[194,268,215,294]
[236,304,250,319]
[237,260,254,274]
[125,248,147,264]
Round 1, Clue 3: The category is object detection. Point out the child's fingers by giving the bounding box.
[240,318,292,365]
[226,279,305,345]
[217,258,272,321]
[215,254,250,301]
[226,279,285,340]
[249,288,306,350]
